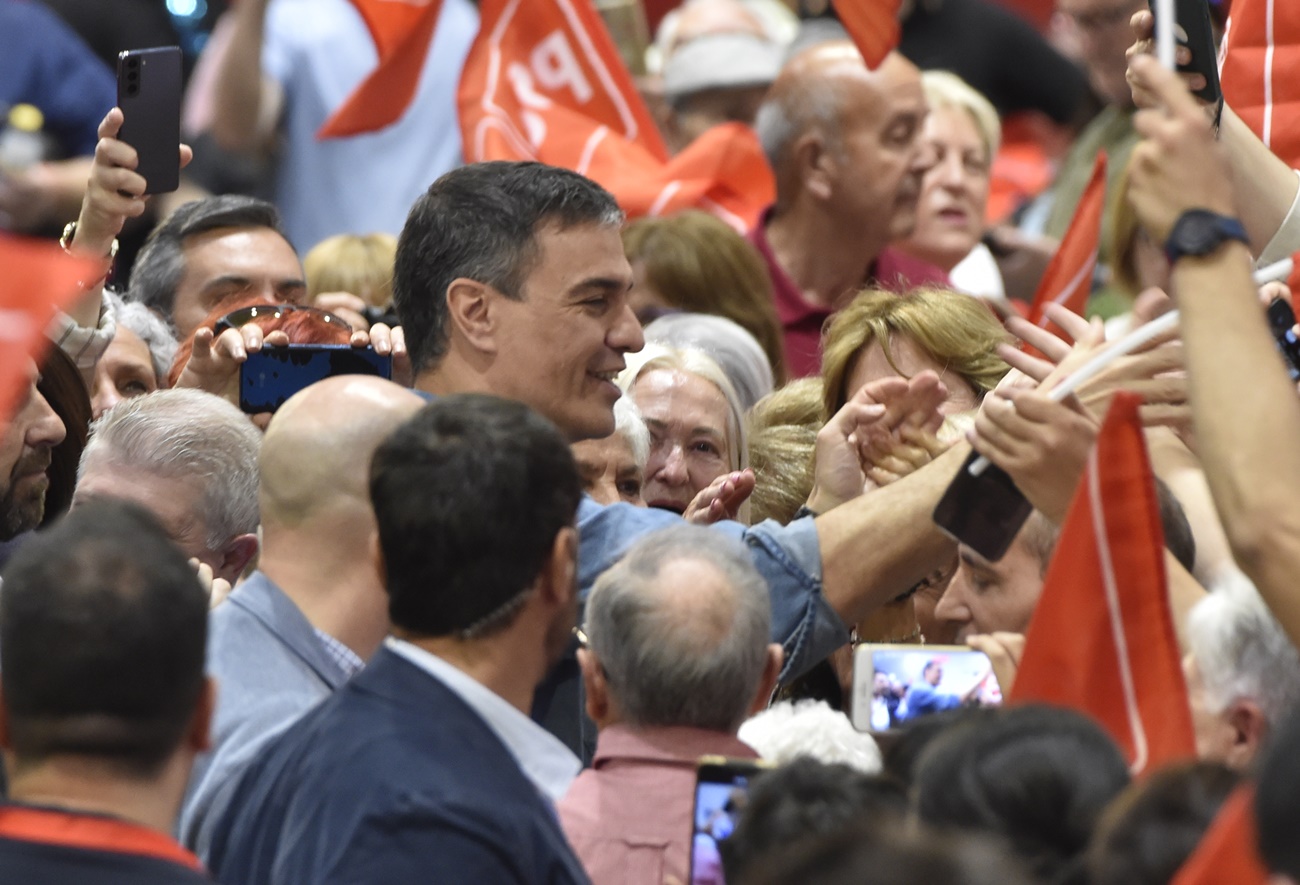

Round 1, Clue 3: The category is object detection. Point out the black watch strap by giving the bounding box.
[1164,209,1248,265]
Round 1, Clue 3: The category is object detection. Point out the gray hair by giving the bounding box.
[1187,568,1300,727]
[79,389,261,550]
[645,313,775,412]
[613,396,651,468]
[584,524,771,732]
[104,289,179,382]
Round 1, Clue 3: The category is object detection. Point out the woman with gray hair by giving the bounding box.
[644,313,774,412]
[90,291,179,419]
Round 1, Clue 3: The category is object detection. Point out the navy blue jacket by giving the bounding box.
[206,647,590,884]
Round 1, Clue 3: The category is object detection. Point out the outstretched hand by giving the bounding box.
[683,469,756,525]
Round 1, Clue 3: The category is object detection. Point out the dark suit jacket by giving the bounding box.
[205,647,590,885]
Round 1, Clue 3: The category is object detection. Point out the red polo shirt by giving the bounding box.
[747,210,951,378]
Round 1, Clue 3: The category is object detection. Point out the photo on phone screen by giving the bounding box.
[689,757,768,885]
[850,644,1002,733]
[239,345,393,414]
[116,46,182,194]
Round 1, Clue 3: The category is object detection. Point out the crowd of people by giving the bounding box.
[6,0,1300,882]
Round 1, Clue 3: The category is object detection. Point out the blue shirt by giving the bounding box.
[903,682,964,720]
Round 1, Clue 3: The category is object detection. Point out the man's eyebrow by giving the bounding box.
[568,276,631,297]
[200,275,255,293]
[958,548,993,571]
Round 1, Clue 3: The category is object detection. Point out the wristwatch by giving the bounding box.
[1164,209,1248,265]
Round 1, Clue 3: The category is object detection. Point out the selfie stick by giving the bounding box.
[1155,0,1177,70]
[967,257,1294,477]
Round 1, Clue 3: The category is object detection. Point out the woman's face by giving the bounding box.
[91,326,159,419]
[846,333,980,416]
[632,368,734,514]
[902,105,991,272]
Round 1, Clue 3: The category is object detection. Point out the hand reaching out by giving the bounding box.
[683,469,756,525]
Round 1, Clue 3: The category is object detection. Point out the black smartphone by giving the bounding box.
[239,345,393,414]
[1267,297,1300,381]
[932,450,1034,562]
[850,644,1001,733]
[116,46,182,194]
[1147,0,1222,105]
[689,756,769,885]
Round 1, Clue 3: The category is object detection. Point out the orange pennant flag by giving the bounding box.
[831,0,904,70]
[317,0,446,140]
[458,0,775,228]
[0,235,99,422]
[1170,786,1270,885]
[1025,152,1107,349]
[1221,0,1300,168]
[1008,392,1196,776]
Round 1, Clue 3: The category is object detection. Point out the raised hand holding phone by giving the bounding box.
[116,46,182,194]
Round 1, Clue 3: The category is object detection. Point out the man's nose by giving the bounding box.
[609,302,645,355]
[29,389,66,449]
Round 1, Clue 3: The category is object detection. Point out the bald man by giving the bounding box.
[178,375,424,858]
[750,44,947,376]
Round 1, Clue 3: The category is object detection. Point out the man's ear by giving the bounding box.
[792,130,834,202]
[748,643,784,716]
[578,647,613,727]
[1225,698,1270,769]
[187,676,217,753]
[539,526,579,607]
[216,534,259,585]
[445,278,499,356]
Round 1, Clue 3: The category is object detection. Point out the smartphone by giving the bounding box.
[116,46,182,194]
[851,644,1002,733]
[932,450,1034,562]
[1146,0,1221,105]
[1267,297,1300,381]
[239,345,393,414]
[689,756,770,885]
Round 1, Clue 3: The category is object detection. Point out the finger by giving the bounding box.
[1042,303,1099,343]
[350,329,369,348]
[997,344,1056,382]
[979,393,1042,442]
[1137,402,1193,427]
[369,323,392,354]
[213,328,247,361]
[97,107,125,140]
[864,466,901,488]
[1131,54,1205,120]
[240,324,265,353]
[1131,9,1153,39]
[180,143,194,169]
[1000,387,1091,426]
[263,330,290,347]
[1006,316,1072,362]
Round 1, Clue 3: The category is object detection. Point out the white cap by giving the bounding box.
[662,33,784,100]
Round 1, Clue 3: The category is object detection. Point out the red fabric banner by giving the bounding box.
[1170,786,1270,885]
[1220,0,1300,168]
[831,0,904,70]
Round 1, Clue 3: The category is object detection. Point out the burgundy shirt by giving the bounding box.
[557,724,758,885]
[747,210,951,378]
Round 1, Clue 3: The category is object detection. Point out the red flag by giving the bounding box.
[1170,786,1270,885]
[317,0,446,140]
[458,0,775,228]
[832,0,904,70]
[1221,0,1300,168]
[1025,152,1106,348]
[1009,392,1196,776]
[0,235,98,422]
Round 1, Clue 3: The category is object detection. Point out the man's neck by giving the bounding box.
[7,755,188,836]
[398,631,544,716]
[765,203,884,311]
[259,533,389,661]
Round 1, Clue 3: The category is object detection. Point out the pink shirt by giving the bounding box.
[557,724,758,885]
[747,210,951,378]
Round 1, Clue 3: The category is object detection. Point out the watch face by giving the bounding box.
[1180,212,1220,254]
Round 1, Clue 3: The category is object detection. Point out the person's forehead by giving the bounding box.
[103,326,154,369]
[181,226,303,280]
[928,105,984,149]
[635,369,728,421]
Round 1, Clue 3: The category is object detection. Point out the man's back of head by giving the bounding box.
[75,388,261,583]
[0,498,209,786]
[582,524,781,733]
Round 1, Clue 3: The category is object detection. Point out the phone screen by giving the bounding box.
[850,644,1001,733]
[689,757,767,885]
[239,345,393,413]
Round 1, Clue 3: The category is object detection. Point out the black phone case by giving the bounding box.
[239,345,393,414]
[116,46,182,194]
[1147,0,1222,105]
[932,450,1035,562]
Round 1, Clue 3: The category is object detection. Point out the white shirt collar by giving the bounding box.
[384,637,581,802]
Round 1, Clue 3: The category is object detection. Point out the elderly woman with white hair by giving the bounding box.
[644,313,774,413]
[619,344,750,522]
[897,70,1005,300]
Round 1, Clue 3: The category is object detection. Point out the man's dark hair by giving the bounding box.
[0,499,208,778]
[912,705,1130,885]
[369,394,582,638]
[720,758,907,883]
[1256,705,1300,878]
[392,161,623,374]
[127,195,286,323]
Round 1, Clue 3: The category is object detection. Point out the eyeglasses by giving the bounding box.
[213,304,353,336]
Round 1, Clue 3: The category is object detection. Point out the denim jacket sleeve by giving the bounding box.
[576,497,849,681]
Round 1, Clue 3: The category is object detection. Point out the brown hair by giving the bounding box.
[820,287,1009,419]
[623,210,786,383]
[746,377,823,525]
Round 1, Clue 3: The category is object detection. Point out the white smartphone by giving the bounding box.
[851,643,1002,733]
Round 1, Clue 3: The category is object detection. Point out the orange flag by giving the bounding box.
[458,0,775,228]
[317,0,446,139]
[832,0,904,70]
[1025,152,1106,348]
[0,235,98,421]
[1221,0,1300,168]
[1009,392,1196,776]
[1170,786,1270,885]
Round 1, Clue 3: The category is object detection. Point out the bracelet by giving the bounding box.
[60,221,119,290]
[792,504,818,521]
